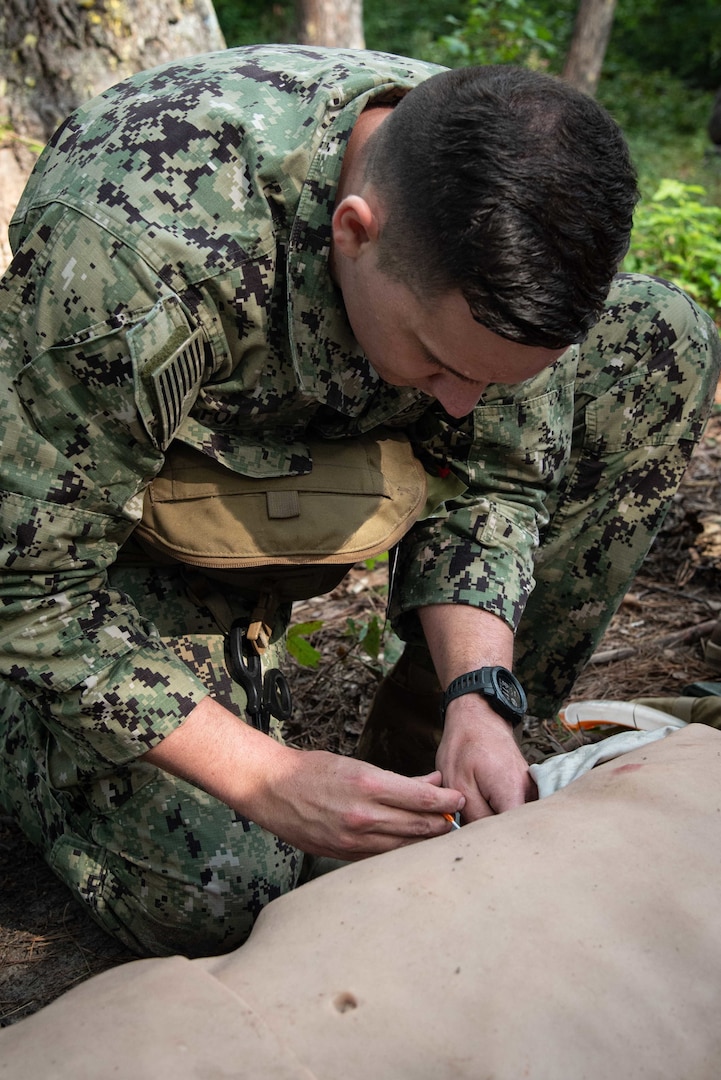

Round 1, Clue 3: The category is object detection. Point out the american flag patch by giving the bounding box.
[149,327,205,447]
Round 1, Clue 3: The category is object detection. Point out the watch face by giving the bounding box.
[496,669,523,710]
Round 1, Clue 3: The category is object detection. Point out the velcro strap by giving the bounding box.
[266,490,300,519]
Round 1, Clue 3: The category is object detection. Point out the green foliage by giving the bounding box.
[286,620,323,668]
[346,614,383,659]
[605,0,721,91]
[364,0,466,62]
[212,0,721,94]
[422,0,560,69]
[285,557,401,672]
[214,0,469,56]
[345,614,404,673]
[598,68,714,138]
[286,607,403,674]
[362,551,388,572]
[525,0,720,90]
[596,70,721,207]
[625,180,721,318]
[213,0,295,46]
[212,0,721,100]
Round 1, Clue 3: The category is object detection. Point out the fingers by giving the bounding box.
[412,770,444,785]
[374,770,465,820]
[436,705,534,823]
[268,752,466,860]
[347,766,464,834]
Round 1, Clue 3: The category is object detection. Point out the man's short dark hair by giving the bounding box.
[363,65,639,349]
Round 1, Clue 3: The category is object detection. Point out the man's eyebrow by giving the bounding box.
[422,346,484,386]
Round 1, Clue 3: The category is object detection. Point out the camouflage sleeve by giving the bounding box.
[391,352,578,639]
[0,207,212,770]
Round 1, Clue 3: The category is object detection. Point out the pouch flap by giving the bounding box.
[135,429,427,569]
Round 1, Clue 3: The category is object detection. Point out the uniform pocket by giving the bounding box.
[584,367,699,453]
[14,316,146,464]
[470,380,575,493]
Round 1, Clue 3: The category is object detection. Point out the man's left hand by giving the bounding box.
[437,693,537,820]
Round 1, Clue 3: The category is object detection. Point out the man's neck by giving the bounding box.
[335,106,393,203]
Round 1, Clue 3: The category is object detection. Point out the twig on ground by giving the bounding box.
[589,647,637,665]
[658,617,717,647]
[589,617,718,666]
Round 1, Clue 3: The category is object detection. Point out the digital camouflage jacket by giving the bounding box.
[0,46,576,770]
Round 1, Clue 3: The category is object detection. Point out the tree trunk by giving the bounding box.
[709,89,721,147]
[296,0,365,50]
[0,0,226,273]
[562,0,617,98]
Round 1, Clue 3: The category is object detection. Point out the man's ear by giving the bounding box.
[331,195,380,258]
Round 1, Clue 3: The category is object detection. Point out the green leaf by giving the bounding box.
[381,631,405,669]
[625,180,721,314]
[286,620,323,668]
[360,615,384,660]
[363,551,389,570]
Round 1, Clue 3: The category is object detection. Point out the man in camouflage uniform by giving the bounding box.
[1,46,719,957]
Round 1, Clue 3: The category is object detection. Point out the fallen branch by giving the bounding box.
[588,646,636,665]
[588,618,718,666]
[658,617,718,647]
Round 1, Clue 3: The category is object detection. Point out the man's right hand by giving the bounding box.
[142,696,465,860]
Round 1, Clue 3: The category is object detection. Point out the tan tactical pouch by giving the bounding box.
[135,429,428,609]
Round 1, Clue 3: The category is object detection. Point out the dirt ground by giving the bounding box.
[3,413,721,1028]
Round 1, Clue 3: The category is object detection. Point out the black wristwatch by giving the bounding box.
[441,666,527,727]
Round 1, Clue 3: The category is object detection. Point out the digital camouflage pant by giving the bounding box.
[2,275,720,958]
[1,570,303,958]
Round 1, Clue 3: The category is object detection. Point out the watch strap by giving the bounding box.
[441,666,526,727]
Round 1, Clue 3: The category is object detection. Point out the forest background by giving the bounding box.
[216,0,721,318]
[2,0,721,309]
